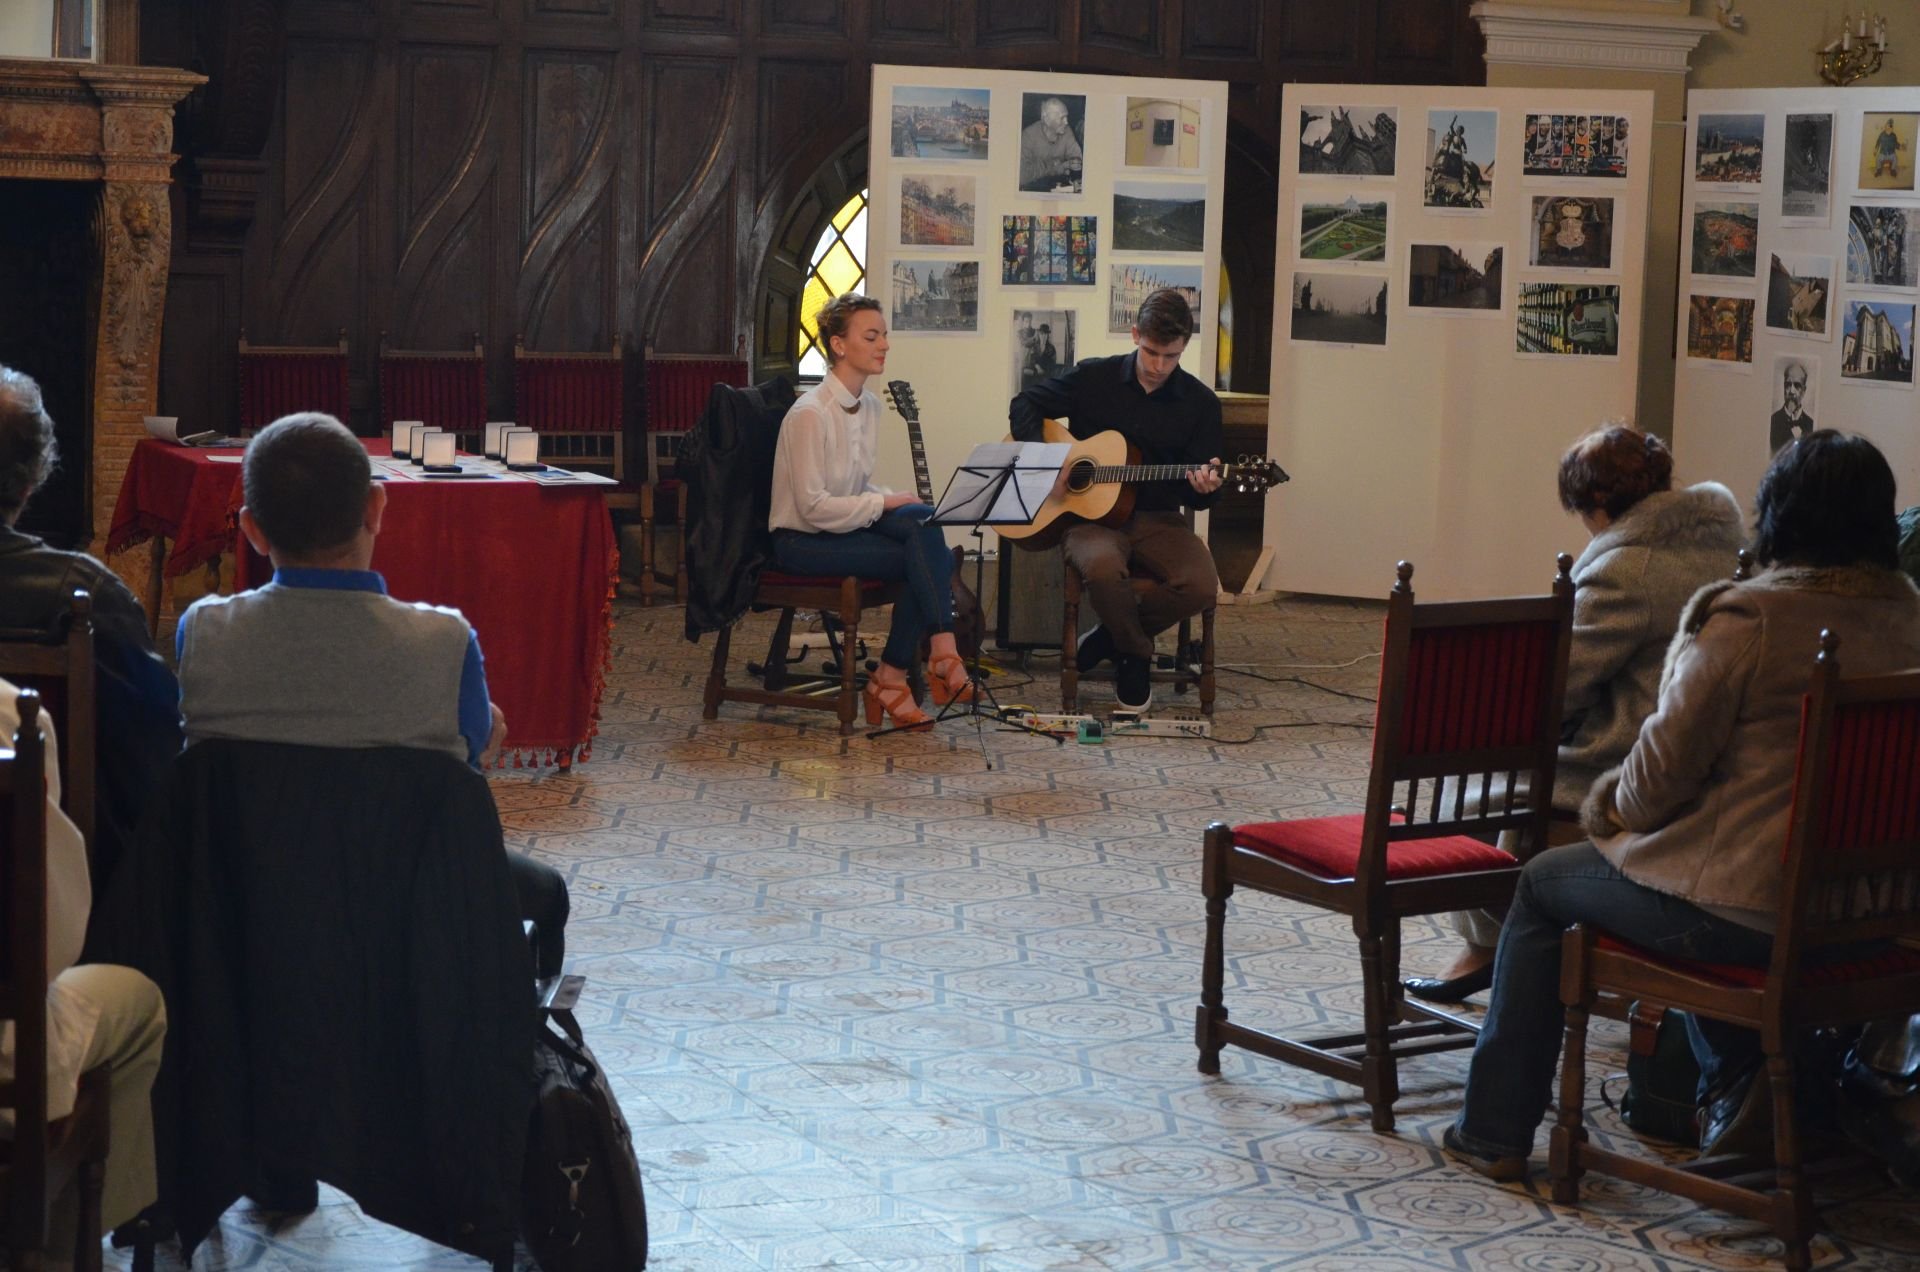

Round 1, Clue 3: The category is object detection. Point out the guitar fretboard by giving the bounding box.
[1085,463,1223,484]
[907,433,933,504]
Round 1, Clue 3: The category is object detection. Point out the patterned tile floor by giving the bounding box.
[112,596,1918,1270]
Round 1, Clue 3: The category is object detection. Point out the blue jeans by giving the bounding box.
[771,507,954,670]
[1454,842,1773,1157]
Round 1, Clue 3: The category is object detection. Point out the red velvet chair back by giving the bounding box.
[0,688,53,1236]
[238,330,350,433]
[514,338,625,434]
[644,354,749,487]
[1776,635,1920,961]
[1358,558,1575,883]
[379,334,486,435]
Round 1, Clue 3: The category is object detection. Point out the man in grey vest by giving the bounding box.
[177,412,570,978]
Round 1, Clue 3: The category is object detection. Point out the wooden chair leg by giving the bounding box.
[1550,997,1592,1204]
[702,621,732,719]
[838,580,860,736]
[75,1158,105,1272]
[1200,605,1217,716]
[1061,566,1081,713]
[1357,920,1399,1133]
[1767,1049,1814,1271]
[1195,823,1232,1074]
[638,485,657,607]
[1175,615,1192,694]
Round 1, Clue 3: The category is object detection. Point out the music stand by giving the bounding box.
[867,441,1070,759]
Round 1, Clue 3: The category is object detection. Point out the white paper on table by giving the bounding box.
[517,467,618,486]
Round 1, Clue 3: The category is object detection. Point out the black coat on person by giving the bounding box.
[679,375,797,639]
[92,741,537,1263]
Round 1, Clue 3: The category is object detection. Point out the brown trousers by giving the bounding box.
[1062,511,1219,660]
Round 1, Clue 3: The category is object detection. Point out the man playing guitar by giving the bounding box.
[1008,288,1224,710]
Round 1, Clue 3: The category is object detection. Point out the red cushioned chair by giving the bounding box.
[238,329,350,434]
[378,332,486,445]
[640,350,749,606]
[1198,556,1575,1131]
[1550,631,1920,1272]
[512,333,634,502]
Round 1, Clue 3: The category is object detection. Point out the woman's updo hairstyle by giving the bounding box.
[1557,423,1674,521]
[815,293,882,365]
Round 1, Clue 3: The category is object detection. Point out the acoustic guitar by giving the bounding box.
[994,417,1288,552]
[882,380,984,661]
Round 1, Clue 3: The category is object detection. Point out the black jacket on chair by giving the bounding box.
[92,741,538,1262]
[680,375,795,640]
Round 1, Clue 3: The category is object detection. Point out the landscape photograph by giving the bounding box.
[1291,271,1388,346]
[1112,182,1205,253]
[1692,201,1760,278]
[1298,196,1390,264]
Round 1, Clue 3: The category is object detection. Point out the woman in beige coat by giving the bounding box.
[1446,432,1920,1178]
[1409,426,1744,1002]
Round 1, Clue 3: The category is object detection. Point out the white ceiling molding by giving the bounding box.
[1470,2,1720,75]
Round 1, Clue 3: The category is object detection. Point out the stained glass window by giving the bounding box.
[797,188,869,379]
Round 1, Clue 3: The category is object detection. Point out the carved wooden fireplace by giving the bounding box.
[0,57,201,551]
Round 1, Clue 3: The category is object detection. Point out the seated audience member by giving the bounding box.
[0,678,167,1256]
[0,365,183,890]
[1445,432,1920,1177]
[175,413,570,980]
[1408,426,1743,1003]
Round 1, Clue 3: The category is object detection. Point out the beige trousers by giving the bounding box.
[1062,511,1219,660]
[45,964,167,1262]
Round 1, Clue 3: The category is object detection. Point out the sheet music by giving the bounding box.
[932,441,1069,526]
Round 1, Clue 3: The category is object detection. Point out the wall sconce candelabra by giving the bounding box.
[1819,10,1891,86]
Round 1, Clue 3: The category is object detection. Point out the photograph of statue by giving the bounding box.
[1299,105,1398,177]
[1424,109,1496,210]
[1847,204,1918,290]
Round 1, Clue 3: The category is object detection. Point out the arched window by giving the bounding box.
[796,188,869,379]
[1215,262,1234,391]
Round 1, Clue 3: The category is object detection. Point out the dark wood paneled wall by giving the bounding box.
[151,0,1483,431]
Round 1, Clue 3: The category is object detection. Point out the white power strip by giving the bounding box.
[1107,715,1212,738]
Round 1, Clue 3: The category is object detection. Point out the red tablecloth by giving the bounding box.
[110,441,618,766]
[105,439,249,577]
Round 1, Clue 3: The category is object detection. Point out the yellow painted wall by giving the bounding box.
[1692,1,1920,89]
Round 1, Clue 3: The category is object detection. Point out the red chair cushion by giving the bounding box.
[1594,934,1920,989]
[1232,814,1518,882]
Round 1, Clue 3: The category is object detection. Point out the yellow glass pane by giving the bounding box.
[799,274,835,345]
[831,191,865,232]
[816,240,863,295]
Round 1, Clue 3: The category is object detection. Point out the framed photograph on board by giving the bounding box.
[1858,112,1918,193]
[1010,310,1075,394]
[1781,113,1833,225]
[1521,113,1628,181]
[890,86,990,161]
[1289,272,1388,347]
[1690,202,1760,280]
[899,175,976,247]
[1424,109,1497,211]
[1840,299,1916,387]
[1763,253,1834,340]
[1767,355,1819,455]
[1516,282,1619,356]
[1695,114,1766,189]
[1112,182,1205,253]
[1685,294,1757,369]
[1001,216,1096,285]
[1408,243,1504,313]
[1530,196,1614,271]
[1124,97,1202,171]
[1298,105,1398,177]
[1017,93,1087,194]
[1847,204,1919,290]
[889,260,979,332]
[1110,264,1202,334]
[1298,195,1391,266]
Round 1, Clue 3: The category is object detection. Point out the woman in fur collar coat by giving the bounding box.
[1446,432,1920,1179]
[1411,426,1744,1003]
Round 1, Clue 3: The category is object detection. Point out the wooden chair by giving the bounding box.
[1060,557,1216,714]
[0,687,123,1272]
[378,332,486,445]
[1550,631,1920,1272]
[512,334,632,498]
[237,329,349,434]
[1197,556,1575,1131]
[0,590,95,860]
[703,573,916,737]
[640,351,750,606]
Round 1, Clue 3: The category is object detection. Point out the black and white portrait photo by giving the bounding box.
[1018,93,1087,194]
[1768,355,1818,454]
[1010,309,1075,394]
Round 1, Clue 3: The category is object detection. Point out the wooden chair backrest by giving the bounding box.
[237,328,350,433]
[0,591,94,856]
[0,687,52,1242]
[515,336,628,477]
[1357,556,1576,891]
[1772,632,1920,975]
[378,331,486,435]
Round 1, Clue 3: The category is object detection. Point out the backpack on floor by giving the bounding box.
[1618,1001,1701,1146]
[523,1008,649,1270]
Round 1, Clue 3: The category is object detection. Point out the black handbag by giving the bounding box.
[1617,1001,1702,1146]
[523,1008,649,1270]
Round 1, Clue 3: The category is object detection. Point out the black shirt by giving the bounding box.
[1008,352,1224,512]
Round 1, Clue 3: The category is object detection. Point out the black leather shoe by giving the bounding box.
[1403,962,1494,1004]
[1076,623,1115,673]
[111,1203,175,1248]
[1698,1066,1773,1158]
[1114,655,1153,711]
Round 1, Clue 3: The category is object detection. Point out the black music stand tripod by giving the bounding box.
[867,448,1064,760]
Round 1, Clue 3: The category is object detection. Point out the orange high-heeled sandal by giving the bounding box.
[927,652,977,705]
[864,676,931,728]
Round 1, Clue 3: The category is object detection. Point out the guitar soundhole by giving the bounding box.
[1066,459,1097,494]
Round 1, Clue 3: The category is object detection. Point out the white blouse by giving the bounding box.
[769,375,892,534]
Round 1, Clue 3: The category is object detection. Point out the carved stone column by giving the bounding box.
[0,60,203,556]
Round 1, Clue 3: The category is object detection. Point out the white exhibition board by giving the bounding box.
[866,65,1229,529]
[1672,87,1920,512]
[1265,85,1654,601]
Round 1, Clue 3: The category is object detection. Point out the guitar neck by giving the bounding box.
[1088,461,1219,485]
[905,420,934,504]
